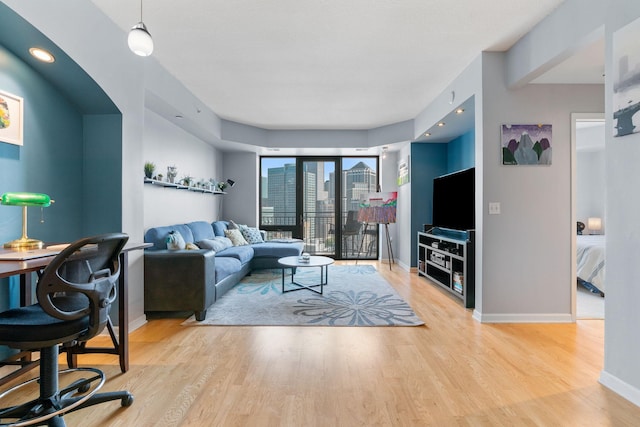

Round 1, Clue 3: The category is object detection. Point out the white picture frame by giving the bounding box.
[0,90,24,146]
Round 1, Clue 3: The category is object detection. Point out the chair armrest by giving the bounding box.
[144,249,216,287]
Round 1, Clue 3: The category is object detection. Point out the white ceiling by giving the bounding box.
[91,0,578,133]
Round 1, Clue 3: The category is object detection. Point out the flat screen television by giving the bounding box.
[432,167,475,231]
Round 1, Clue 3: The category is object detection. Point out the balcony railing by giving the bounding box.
[260,211,378,259]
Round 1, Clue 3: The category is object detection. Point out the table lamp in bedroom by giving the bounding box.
[587,217,602,235]
[1,192,53,250]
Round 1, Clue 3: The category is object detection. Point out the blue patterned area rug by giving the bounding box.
[182,265,424,327]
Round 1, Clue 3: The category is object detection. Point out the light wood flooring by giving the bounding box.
[3,261,640,426]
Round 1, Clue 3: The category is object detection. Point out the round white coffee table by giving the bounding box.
[278,255,335,294]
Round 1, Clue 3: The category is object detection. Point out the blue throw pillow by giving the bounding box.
[211,221,229,237]
[241,227,264,244]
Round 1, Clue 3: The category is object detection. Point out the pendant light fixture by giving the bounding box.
[128,0,153,56]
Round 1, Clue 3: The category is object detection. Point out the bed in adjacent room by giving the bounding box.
[576,234,606,296]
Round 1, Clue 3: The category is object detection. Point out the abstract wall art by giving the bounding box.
[612,16,640,138]
[0,90,24,146]
[501,124,552,166]
[357,192,397,224]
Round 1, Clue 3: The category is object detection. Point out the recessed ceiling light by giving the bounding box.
[455,108,464,114]
[438,122,445,127]
[175,115,183,119]
[424,132,431,137]
[29,47,55,63]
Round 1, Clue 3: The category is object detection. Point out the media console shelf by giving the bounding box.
[417,228,475,308]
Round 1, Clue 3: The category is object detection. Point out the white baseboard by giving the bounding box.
[128,314,148,332]
[397,260,411,271]
[472,311,572,323]
[600,370,640,407]
[98,314,147,337]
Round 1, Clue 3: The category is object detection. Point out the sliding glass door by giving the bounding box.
[260,156,378,260]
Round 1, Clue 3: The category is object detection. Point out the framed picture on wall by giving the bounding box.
[397,156,410,186]
[612,15,640,138]
[0,90,24,146]
[501,124,552,165]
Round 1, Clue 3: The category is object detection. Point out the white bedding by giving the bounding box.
[576,235,606,293]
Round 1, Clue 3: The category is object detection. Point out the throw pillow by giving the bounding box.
[185,242,199,250]
[225,228,248,246]
[240,227,264,244]
[196,237,233,252]
[166,230,186,250]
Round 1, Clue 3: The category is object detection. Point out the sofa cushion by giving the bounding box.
[187,221,216,242]
[196,237,233,252]
[166,230,186,250]
[145,224,195,250]
[212,221,229,237]
[240,227,264,244]
[251,241,304,258]
[216,245,255,264]
[214,256,243,283]
[225,229,249,246]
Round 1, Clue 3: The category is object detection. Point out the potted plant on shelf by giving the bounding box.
[144,161,155,179]
[181,175,194,187]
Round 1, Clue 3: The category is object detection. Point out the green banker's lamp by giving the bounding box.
[1,192,53,250]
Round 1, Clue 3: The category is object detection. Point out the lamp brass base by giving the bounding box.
[4,238,44,250]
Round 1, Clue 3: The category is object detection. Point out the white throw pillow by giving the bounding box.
[166,230,186,250]
[225,228,248,246]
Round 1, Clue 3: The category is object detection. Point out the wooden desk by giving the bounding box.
[0,241,151,386]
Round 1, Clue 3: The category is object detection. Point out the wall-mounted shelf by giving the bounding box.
[143,178,226,195]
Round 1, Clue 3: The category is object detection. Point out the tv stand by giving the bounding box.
[417,228,475,308]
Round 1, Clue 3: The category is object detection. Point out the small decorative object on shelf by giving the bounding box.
[144,161,155,179]
[144,175,225,195]
[167,165,178,183]
[217,178,236,192]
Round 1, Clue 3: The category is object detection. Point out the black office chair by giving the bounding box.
[0,233,133,426]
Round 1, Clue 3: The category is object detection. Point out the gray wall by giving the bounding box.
[576,123,606,232]
[220,152,259,226]
[480,53,604,319]
[602,0,640,406]
[143,109,222,230]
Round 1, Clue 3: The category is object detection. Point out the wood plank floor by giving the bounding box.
[3,261,640,426]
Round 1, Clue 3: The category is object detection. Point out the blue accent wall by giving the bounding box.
[410,129,475,266]
[0,40,122,357]
[447,130,475,173]
[82,114,122,236]
[410,143,448,266]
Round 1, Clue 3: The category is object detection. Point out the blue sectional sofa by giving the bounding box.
[144,220,304,320]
